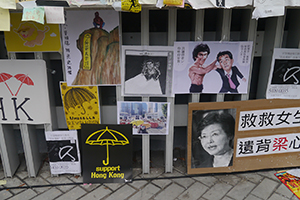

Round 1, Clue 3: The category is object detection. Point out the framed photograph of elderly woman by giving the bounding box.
[188,101,237,174]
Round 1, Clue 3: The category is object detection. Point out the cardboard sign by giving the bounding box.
[60,82,101,130]
[0,60,51,124]
[188,99,300,175]
[4,13,61,52]
[81,124,132,183]
[173,41,252,94]
[45,130,81,175]
[117,101,170,135]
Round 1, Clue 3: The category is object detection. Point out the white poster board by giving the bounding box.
[45,130,81,175]
[173,41,252,94]
[0,60,51,124]
[266,48,300,99]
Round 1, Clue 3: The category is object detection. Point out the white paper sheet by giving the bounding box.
[253,0,284,19]
[45,7,65,24]
[209,0,252,8]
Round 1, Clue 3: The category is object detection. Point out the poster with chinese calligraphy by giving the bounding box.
[81,124,132,183]
[121,45,174,97]
[275,170,300,199]
[62,10,120,86]
[0,60,51,124]
[4,13,61,52]
[45,130,81,175]
[117,101,170,135]
[266,48,300,99]
[188,99,300,175]
[60,82,101,130]
[173,41,252,94]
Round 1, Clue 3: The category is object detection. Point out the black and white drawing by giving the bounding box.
[122,46,173,97]
[267,48,300,99]
[45,130,81,175]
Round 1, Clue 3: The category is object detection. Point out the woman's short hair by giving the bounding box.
[197,111,235,146]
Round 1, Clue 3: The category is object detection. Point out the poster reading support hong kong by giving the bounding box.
[60,82,100,130]
[173,41,252,94]
[117,101,170,135]
[62,10,120,86]
[4,13,61,52]
[266,48,300,99]
[45,130,81,175]
[0,60,51,124]
[81,124,132,183]
[188,99,300,175]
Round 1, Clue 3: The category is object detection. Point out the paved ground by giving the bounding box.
[0,151,298,200]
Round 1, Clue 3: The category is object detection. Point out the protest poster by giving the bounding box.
[275,170,300,199]
[45,130,81,175]
[266,48,300,99]
[173,41,252,94]
[4,13,61,52]
[117,101,170,135]
[0,60,51,124]
[188,99,300,175]
[60,82,100,130]
[81,124,132,183]
[62,10,120,86]
[121,45,174,97]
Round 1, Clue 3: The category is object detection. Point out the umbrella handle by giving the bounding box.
[103,144,109,166]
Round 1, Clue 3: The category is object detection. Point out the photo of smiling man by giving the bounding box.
[191,109,236,168]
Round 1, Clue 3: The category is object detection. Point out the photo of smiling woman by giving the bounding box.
[191,109,236,168]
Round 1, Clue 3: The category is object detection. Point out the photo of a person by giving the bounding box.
[125,59,163,95]
[192,109,235,168]
[188,43,217,93]
[216,50,246,93]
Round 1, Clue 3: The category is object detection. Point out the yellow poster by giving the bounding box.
[121,0,141,13]
[4,13,61,52]
[60,82,101,130]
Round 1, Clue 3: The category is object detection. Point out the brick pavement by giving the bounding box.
[0,153,299,200]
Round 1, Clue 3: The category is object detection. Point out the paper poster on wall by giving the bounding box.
[0,60,51,124]
[62,10,120,86]
[4,13,61,52]
[122,45,174,97]
[252,0,284,19]
[188,99,300,175]
[45,130,81,175]
[60,82,100,130]
[81,124,132,183]
[173,41,252,94]
[266,48,300,99]
[117,101,170,135]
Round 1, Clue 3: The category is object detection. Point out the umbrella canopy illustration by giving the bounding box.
[0,73,14,96]
[283,66,300,84]
[14,74,34,96]
[85,126,129,165]
[64,88,96,114]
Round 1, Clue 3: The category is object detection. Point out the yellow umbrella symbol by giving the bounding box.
[85,126,129,165]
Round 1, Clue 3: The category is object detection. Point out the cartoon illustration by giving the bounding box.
[85,126,129,165]
[13,22,49,47]
[63,87,96,115]
[93,12,105,28]
[0,73,14,96]
[283,66,300,84]
[14,74,34,96]
[0,72,34,96]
